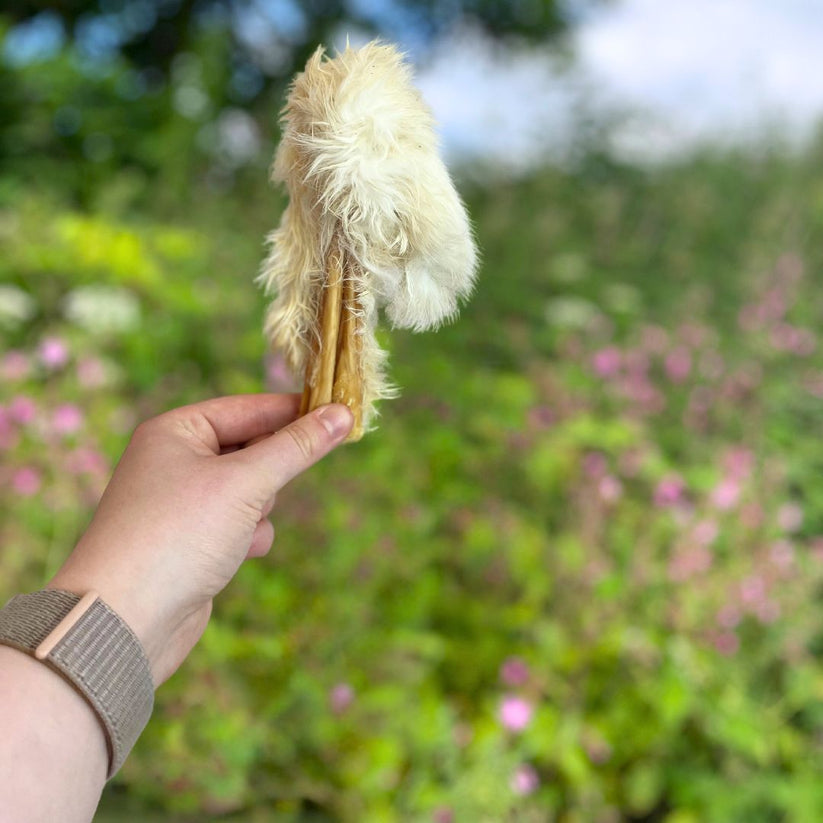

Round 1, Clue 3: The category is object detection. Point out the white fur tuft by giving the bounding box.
[258,41,478,429]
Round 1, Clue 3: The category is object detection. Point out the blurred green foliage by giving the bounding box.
[1,0,596,206]
[4,0,584,106]
[4,14,823,823]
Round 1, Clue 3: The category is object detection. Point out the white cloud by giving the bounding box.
[580,0,823,155]
[416,0,823,168]
[416,31,587,171]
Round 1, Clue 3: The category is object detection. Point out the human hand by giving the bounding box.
[47,394,353,686]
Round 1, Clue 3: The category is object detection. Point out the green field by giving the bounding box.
[3,79,823,820]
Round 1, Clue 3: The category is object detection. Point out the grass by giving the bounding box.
[3,137,823,821]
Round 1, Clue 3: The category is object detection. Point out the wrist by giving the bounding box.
[0,589,155,777]
[46,560,211,687]
[46,567,163,682]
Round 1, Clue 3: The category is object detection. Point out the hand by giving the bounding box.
[47,394,353,685]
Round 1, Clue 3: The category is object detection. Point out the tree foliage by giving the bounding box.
[4,0,587,105]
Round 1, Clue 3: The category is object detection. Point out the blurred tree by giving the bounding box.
[0,0,605,205]
[3,0,598,107]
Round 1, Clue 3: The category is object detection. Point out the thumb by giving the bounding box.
[233,403,353,494]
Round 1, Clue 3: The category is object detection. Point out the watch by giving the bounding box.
[0,588,155,777]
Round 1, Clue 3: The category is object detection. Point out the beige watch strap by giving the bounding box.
[0,589,155,777]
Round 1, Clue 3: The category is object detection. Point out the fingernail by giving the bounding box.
[316,404,353,439]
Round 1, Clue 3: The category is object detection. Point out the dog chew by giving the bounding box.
[258,41,478,441]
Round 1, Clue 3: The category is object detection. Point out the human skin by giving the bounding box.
[0,394,353,823]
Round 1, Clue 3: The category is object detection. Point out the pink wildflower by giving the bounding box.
[500,657,530,687]
[740,575,766,606]
[265,353,294,391]
[76,357,108,388]
[38,337,69,369]
[688,387,713,416]
[622,374,665,413]
[772,324,815,356]
[792,329,817,357]
[692,519,719,547]
[432,807,454,823]
[804,371,823,398]
[583,732,613,764]
[723,448,754,480]
[762,289,787,322]
[583,452,607,477]
[716,605,741,629]
[8,396,36,425]
[714,632,740,656]
[664,346,692,383]
[777,503,803,533]
[329,683,354,714]
[592,346,621,377]
[527,405,555,429]
[52,404,84,435]
[668,546,712,582]
[65,447,108,476]
[0,408,18,450]
[618,448,644,477]
[769,539,795,572]
[12,466,42,496]
[499,695,533,732]
[654,474,685,507]
[598,475,623,503]
[1,350,30,380]
[711,477,741,510]
[510,764,539,796]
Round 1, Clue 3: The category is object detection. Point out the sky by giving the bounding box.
[414,0,823,169]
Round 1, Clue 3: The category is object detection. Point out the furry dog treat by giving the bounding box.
[258,41,477,441]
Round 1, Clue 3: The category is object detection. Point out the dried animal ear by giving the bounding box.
[257,41,478,440]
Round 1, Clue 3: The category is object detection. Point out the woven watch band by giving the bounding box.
[0,589,155,777]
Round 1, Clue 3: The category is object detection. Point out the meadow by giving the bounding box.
[3,133,823,821]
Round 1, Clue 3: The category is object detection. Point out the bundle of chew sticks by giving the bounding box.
[258,41,478,441]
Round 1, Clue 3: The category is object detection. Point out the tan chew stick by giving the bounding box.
[259,41,478,440]
[334,258,364,418]
[300,239,367,440]
[302,242,342,411]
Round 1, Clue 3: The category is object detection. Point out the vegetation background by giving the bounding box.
[2,1,823,820]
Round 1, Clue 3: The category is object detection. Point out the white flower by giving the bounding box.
[216,108,261,164]
[174,85,209,119]
[544,296,599,329]
[63,286,140,334]
[0,285,36,327]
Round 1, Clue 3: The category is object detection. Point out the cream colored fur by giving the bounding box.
[258,41,478,430]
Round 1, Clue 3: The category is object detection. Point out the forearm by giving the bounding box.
[0,396,351,820]
[0,645,107,823]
